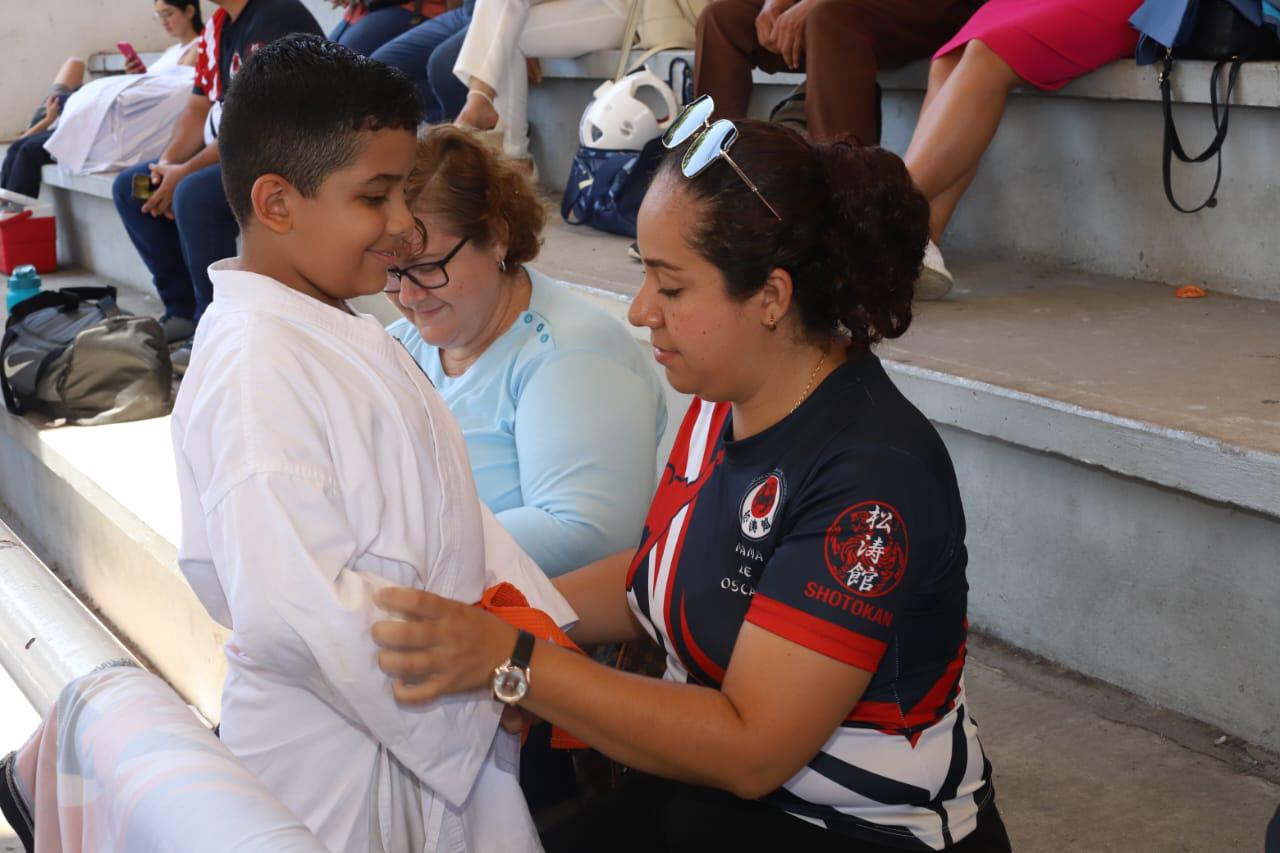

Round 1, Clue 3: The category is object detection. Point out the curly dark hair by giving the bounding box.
[656,120,929,354]
[403,125,545,267]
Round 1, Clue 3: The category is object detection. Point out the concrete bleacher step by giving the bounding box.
[22,46,1280,754]
[528,53,1280,302]
[535,219,1280,757]
[42,52,1280,302]
[2,270,1279,853]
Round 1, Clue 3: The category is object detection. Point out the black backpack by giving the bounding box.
[1,286,172,425]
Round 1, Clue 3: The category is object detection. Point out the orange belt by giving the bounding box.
[478,583,588,750]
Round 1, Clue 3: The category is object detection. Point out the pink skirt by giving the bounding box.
[935,0,1142,90]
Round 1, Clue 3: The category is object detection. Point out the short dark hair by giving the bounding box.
[218,34,423,226]
[656,121,929,354]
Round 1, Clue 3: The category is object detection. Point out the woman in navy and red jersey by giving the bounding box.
[371,118,1013,851]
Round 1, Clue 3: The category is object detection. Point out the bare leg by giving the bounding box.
[923,165,979,242]
[904,40,1022,238]
[54,57,86,91]
[907,51,961,160]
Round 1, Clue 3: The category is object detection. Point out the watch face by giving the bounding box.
[493,663,529,704]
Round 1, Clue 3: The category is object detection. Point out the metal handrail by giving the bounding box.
[0,517,135,715]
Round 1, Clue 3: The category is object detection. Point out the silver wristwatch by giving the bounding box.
[492,629,535,706]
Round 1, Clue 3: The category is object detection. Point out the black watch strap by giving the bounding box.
[511,630,535,670]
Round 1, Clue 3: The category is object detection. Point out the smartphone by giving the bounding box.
[131,172,155,201]
[117,41,146,72]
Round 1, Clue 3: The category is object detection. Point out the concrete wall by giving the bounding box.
[0,1,343,140]
[879,91,1280,303]
[948,424,1280,753]
[0,2,210,139]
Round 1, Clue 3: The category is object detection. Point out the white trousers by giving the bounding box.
[454,0,630,157]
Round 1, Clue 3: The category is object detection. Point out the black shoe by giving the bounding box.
[159,314,195,344]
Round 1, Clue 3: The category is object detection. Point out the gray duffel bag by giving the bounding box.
[2,286,172,425]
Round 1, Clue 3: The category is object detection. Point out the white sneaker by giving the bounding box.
[917,240,954,301]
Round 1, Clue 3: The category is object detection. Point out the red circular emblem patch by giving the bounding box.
[750,477,779,518]
[823,501,909,598]
[739,472,785,540]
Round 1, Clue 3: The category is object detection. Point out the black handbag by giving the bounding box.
[1147,0,1280,212]
[1176,0,1279,58]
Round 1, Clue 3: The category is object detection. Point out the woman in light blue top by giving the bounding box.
[386,126,666,578]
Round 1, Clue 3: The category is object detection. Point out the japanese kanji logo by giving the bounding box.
[823,501,909,597]
[739,471,785,541]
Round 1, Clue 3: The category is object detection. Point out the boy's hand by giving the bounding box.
[372,587,519,706]
[44,95,63,122]
[142,162,188,219]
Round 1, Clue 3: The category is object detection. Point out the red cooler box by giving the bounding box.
[0,200,57,275]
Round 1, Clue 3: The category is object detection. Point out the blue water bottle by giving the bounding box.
[6,265,42,313]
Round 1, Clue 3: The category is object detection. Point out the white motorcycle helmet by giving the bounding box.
[579,69,679,150]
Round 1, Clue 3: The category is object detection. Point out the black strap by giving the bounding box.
[0,326,22,415]
[511,629,535,670]
[1160,52,1243,213]
[4,285,118,330]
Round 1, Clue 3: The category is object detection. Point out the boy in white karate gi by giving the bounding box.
[170,35,568,853]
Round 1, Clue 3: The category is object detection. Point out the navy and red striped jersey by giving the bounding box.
[627,354,993,850]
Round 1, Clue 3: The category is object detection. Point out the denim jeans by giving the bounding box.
[329,6,419,56]
[0,131,54,199]
[111,161,238,324]
[371,1,474,122]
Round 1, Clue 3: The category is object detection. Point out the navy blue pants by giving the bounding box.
[1,131,54,199]
[111,161,238,324]
[329,6,419,56]
[371,2,474,122]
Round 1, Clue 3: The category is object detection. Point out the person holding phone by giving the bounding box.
[110,0,321,369]
[1,0,202,201]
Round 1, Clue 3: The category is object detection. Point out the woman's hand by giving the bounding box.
[125,54,146,74]
[372,587,518,705]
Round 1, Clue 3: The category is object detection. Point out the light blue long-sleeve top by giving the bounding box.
[388,266,667,576]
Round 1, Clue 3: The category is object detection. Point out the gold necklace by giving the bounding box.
[790,352,826,414]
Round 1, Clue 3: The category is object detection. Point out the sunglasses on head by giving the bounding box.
[661,95,781,221]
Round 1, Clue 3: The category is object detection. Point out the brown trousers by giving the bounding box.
[694,0,984,144]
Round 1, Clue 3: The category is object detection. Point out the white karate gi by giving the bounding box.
[172,261,572,852]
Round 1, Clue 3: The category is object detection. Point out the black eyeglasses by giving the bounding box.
[661,94,781,221]
[385,236,471,293]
